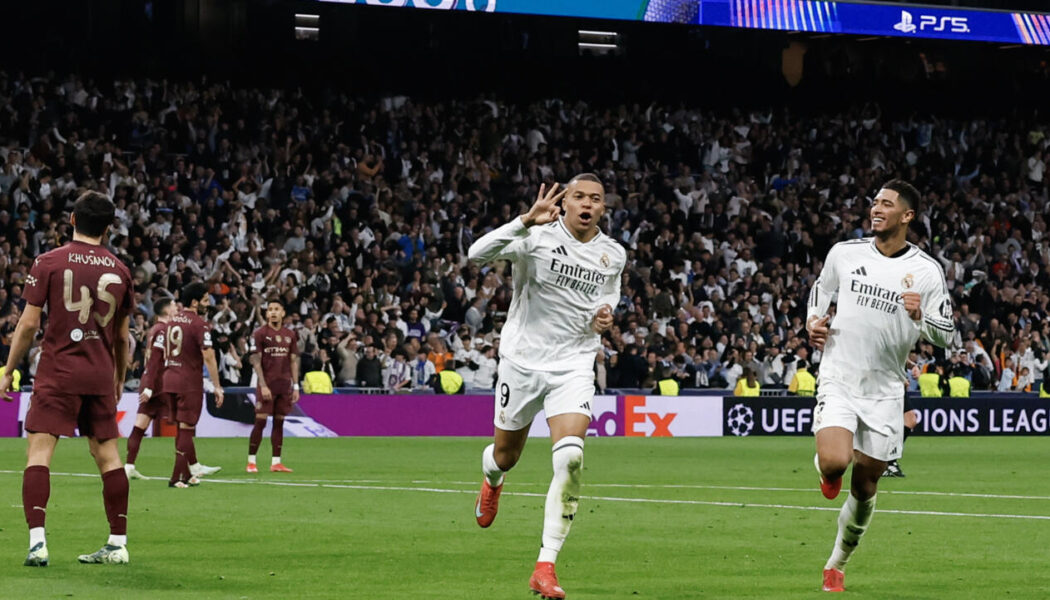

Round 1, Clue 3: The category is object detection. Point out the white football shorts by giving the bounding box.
[493,358,595,431]
[812,378,904,461]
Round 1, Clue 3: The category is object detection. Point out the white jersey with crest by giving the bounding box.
[807,238,955,399]
[468,216,626,373]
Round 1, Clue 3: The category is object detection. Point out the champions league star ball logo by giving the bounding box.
[726,403,755,437]
[902,273,915,289]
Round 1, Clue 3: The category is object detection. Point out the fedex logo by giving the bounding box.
[894,10,970,34]
[623,396,677,437]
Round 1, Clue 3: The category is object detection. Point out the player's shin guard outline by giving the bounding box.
[539,436,584,564]
[23,465,50,529]
[482,443,505,487]
[126,426,146,465]
[826,492,876,571]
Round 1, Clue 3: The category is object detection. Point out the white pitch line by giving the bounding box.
[6,471,1050,501]
[2,470,1049,521]
[301,478,1050,502]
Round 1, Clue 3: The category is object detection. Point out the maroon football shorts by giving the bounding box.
[137,392,171,420]
[167,391,204,426]
[255,389,294,417]
[24,390,120,440]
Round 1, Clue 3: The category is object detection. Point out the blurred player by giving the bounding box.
[164,282,225,488]
[0,192,133,566]
[807,180,954,592]
[468,174,626,599]
[247,300,300,473]
[124,297,175,479]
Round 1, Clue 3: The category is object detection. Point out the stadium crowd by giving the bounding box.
[0,71,1048,393]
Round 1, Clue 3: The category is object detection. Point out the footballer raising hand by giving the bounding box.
[521,182,567,228]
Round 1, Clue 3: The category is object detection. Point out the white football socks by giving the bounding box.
[481,444,505,487]
[271,457,281,466]
[29,527,45,549]
[538,436,584,565]
[108,534,127,547]
[248,455,257,465]
[826,493,876,571]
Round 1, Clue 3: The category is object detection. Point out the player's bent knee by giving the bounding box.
[493,449,521,471]
[818,454,850,479]
[552,436,584,474]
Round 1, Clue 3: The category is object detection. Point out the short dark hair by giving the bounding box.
[881,179,921,214]
[72,192,115,238]
[153,297,172,317]
[268,300,285,309]
[181,281,209,306]
[569,172,603,187]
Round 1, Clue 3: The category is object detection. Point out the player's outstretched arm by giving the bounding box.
[467,183,566,264]
[0,305,41,402]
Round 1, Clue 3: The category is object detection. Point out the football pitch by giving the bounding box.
[1,436,1049,599]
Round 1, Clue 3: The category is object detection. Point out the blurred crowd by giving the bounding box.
[1,71,1048,393]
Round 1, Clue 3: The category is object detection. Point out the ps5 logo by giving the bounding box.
[894,10,970,34]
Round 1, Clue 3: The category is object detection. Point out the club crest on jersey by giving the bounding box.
[901,274,915,289]
[70,328,84,342]
[600,253,610,268]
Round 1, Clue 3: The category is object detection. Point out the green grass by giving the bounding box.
[2,435,1050,599]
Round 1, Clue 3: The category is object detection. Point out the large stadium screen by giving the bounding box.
[318,0,1050,46]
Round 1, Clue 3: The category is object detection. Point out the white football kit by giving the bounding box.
[468,216,625,430]
[808,238,955,460]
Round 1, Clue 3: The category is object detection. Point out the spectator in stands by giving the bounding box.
[356,345,383,388]
[734,367,761,397]
[788,359,816,396]
[998,357,1017,392]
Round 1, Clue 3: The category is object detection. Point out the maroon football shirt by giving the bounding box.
[22,240,133,396]
[138,321,168,395]
[161,309,212,395]
[250,325,298,394]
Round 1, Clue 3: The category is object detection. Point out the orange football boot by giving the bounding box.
[822,568,845,592]
[474,479,503,528]
[529,561,566,599]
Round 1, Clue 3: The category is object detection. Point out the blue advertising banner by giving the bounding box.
[698,1,1050,45]
[318,0,1050,46]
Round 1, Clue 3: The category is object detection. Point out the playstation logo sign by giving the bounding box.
[894,10,917,33]
[894,10,970,34]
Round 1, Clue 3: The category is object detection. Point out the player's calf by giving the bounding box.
[538,437,584,564]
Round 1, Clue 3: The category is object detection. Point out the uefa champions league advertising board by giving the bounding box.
[722,395,1050,437]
